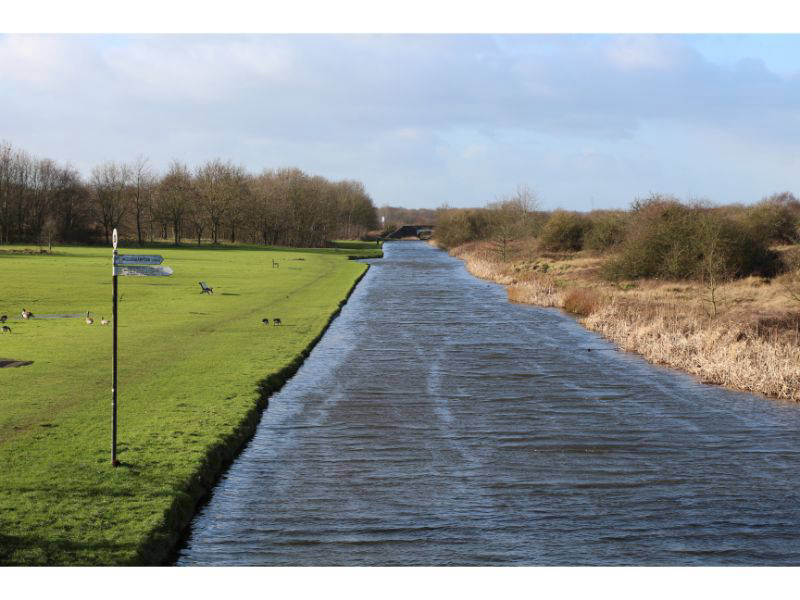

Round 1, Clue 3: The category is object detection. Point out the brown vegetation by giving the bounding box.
[562,288,604,316]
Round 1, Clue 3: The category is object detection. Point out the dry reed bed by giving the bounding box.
[447,242,800,402]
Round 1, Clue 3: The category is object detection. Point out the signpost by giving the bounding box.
[110,229,173,467]
[114,254,164,266]
[113,265,173,277]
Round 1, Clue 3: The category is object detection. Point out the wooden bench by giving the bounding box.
[199,281,214,294]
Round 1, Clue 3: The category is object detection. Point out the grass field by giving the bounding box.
[0,240,380,565]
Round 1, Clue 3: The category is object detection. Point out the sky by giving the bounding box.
[1,33,799,210]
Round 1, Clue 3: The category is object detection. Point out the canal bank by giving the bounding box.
[149,264,374,566]
[0,243,380,566]
[444,241,800,402]
[179,241,800,566]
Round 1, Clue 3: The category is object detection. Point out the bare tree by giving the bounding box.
[42,216,57,251]
[223,165,250,244]
[696,215,733,319]
[90,161,130,244]
[488,185,538,261]
[51,165,89,243]
[195,159,228,244]
[157,161,193,245]
[129,156,154,246]
[185,191,206,245]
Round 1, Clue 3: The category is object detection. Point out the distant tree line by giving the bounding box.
[0,142,378,247]
[377,205,438,232]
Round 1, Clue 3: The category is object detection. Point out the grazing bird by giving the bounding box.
[85,311,94,325]
[262,318,270,325]
[0,315,7,323]
[100,317,110,326]
[273,318,282,326]
[2,325,10,333]
[21,308,33,319]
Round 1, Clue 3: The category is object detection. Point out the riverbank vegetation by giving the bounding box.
[0,141,378,248]
[0,241,379,565]
[434,191,800,401]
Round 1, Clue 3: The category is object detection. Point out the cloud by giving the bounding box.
[605,36,686,71]
[1,34,799,208]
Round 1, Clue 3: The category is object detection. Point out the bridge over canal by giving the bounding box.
[383,225,434,240]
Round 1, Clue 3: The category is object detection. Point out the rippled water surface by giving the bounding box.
[178,241,800,565]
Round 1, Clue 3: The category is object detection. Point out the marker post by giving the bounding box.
[109,229,172,467]
[111,229,120,467]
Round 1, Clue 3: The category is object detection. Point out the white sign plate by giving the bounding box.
[113,265,173,277]
[114,254,164,266]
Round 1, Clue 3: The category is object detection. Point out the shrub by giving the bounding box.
[434,208,493,248]
[604,195,780,281]
[563,288,604,316]
[538,210,593,251]
[584,211,628,253]
[742,192,800,244]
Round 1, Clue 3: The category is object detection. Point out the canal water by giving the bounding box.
[178,241,800,565]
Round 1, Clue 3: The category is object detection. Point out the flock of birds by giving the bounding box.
[0,310,25,333]
[4,297,283,333]
[84,311,110,326]
[0,309,110,333]
[3,309,281,331]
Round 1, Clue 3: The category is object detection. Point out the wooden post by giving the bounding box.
[111,228,120,467]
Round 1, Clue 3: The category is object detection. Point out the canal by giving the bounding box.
[178,241,800,565]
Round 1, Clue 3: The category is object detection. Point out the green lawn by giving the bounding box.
[0,241,380,565]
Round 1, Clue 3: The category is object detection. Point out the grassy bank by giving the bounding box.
[0,241,380,565]
[444,240,800,402]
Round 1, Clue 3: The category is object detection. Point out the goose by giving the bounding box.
[85,311,94,325]
[0,315,7,323]
[2,325,10,333]
[100,317,110,326]
[21,308,33,319]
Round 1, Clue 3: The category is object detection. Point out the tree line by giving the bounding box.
[435,187,800,282]
[377,205,438,233]
[0,141,378,247]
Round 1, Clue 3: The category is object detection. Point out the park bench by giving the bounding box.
[199,281,214,294]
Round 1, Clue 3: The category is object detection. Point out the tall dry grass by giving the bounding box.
[449,240,800,402]
[584,299,800,401]
[563,288,604,316]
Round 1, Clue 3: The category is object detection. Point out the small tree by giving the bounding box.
[42,216,58,251]
[696,215,733,319]
[488,185,537,261]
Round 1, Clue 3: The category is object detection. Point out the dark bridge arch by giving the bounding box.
[384,225,435,240]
